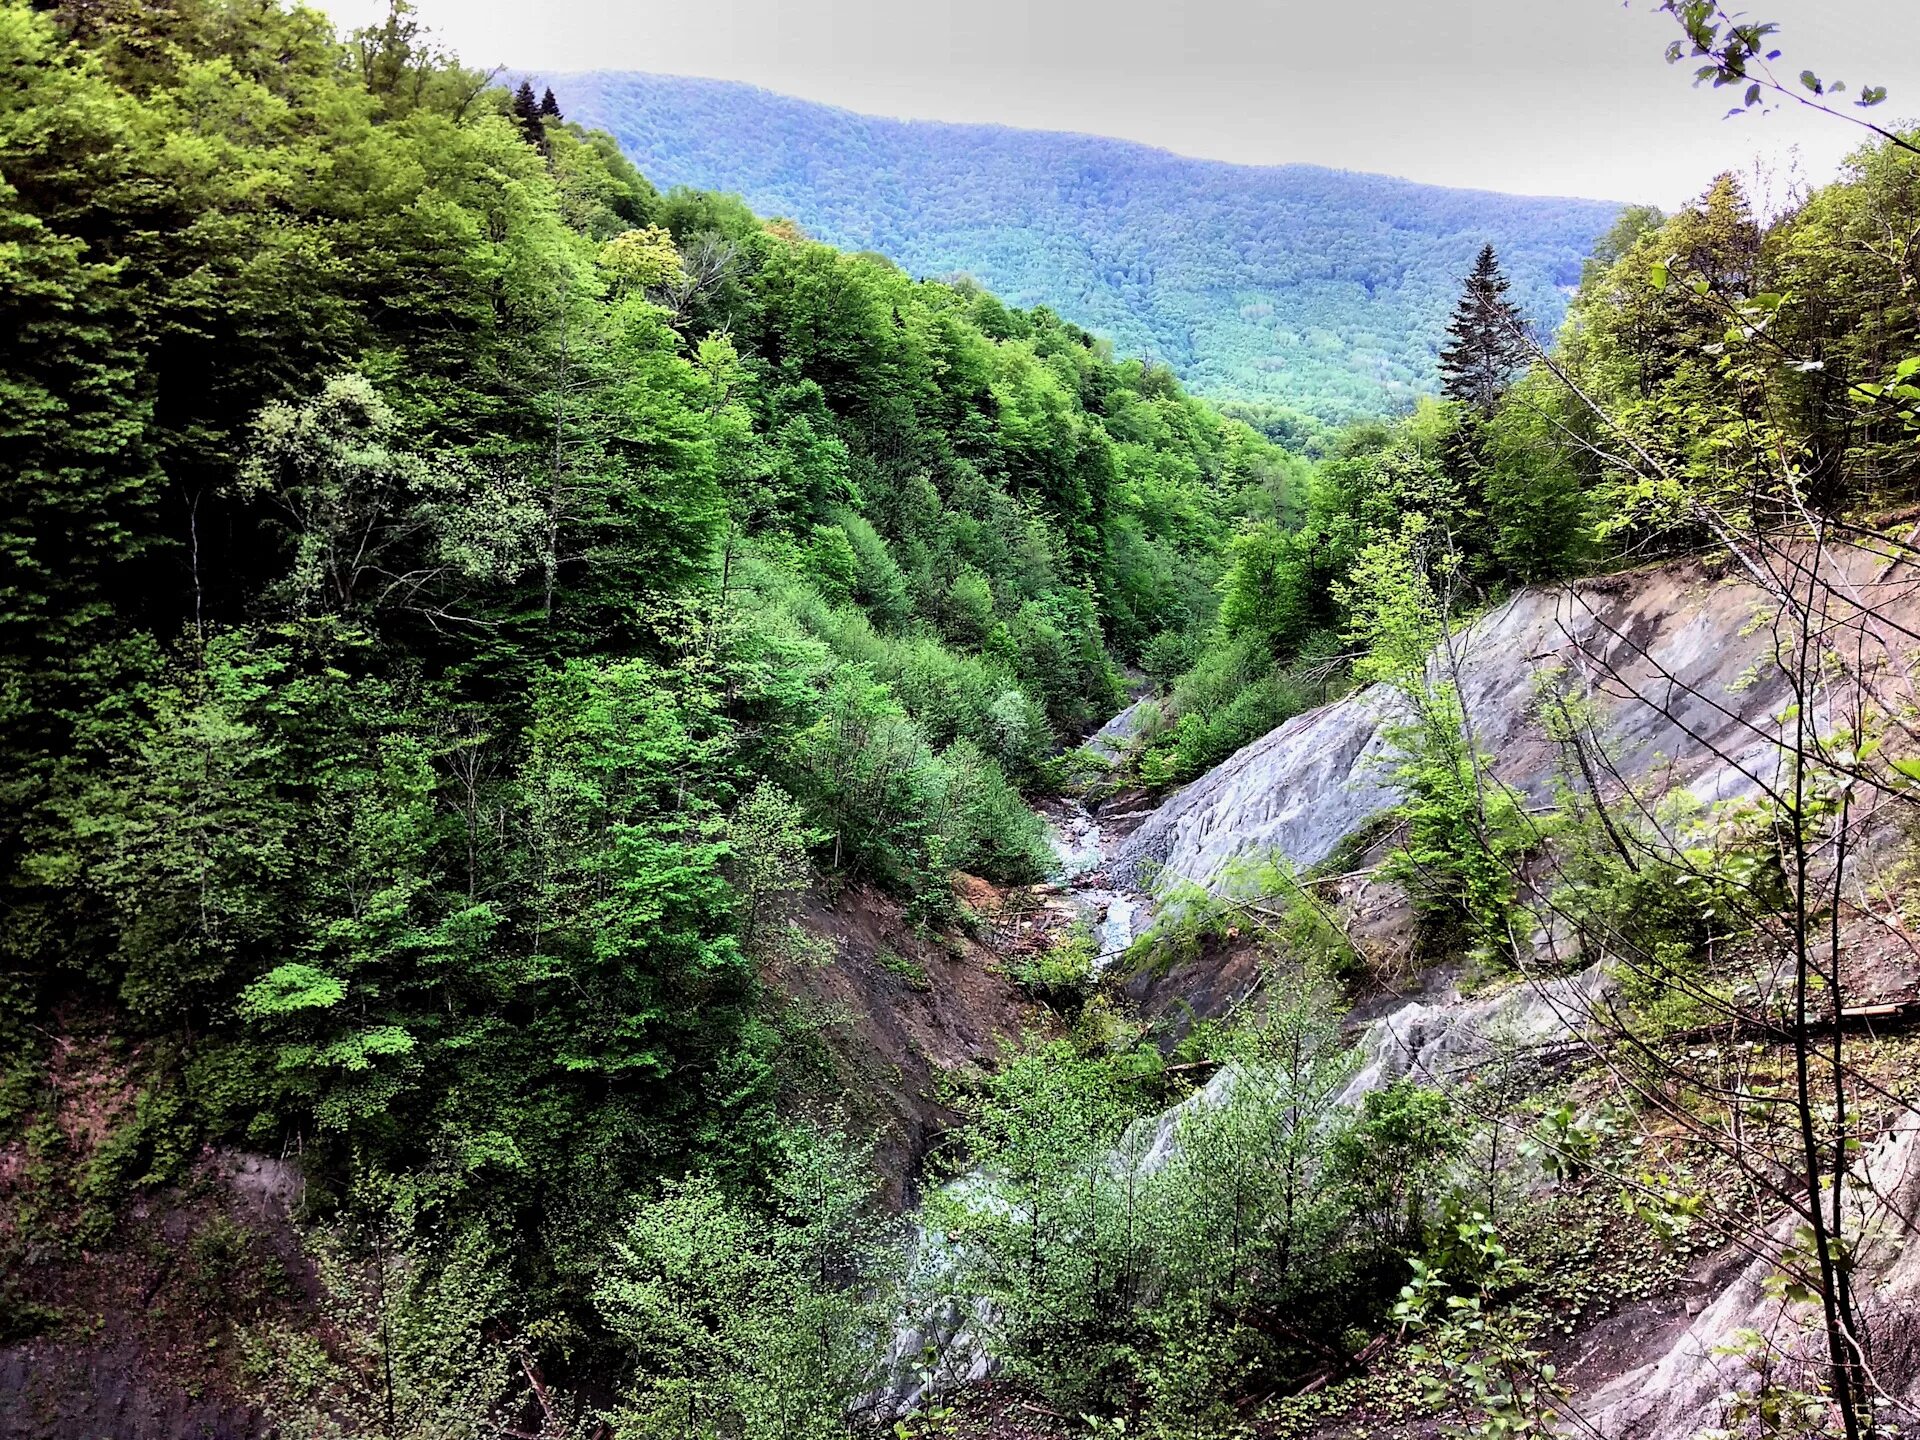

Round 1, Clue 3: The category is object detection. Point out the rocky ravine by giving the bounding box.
[1096,539,1920,1437]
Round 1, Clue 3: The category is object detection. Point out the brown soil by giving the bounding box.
[1,1030,319,1440]
[941,1378,1079,1439]
[773,880,1050,1205]
[1119,929,1267,1038]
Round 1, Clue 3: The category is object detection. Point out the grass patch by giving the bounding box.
[873,948,930,991]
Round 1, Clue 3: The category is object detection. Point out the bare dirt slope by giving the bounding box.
[772,880,1047,1204]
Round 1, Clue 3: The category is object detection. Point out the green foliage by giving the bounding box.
[241,1208,517,1440]
[1330,1082,1465,1252]
[1136,635,1319,788]
[1439,245,1528,414]
[1005,925,1097,1014]
[1556,150,1920,531]
[1393,1214,1567,1440]
[557,73,1622,424]
[1381,690,1531,951]
[1335,522,1531,950]
[873,947,930,990]
[1109,136,1920,801]
[1,0,1295,1365]
[1542,748,1803,1036]
[11,0,1920,1426]
[0,2,1187,1396]
[1218,854,1364,978]
[925,1035,1167,1413]
[596,1125,901,1440]
[1520,1104,1615,1183]
[934,973,1461,1427]
[727,780,819,957]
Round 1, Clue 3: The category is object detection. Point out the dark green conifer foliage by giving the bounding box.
[512,77,543,143]
[540,85,561,118]
[1438,243,1529,414]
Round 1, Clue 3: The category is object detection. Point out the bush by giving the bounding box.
[1006,925,1096,1013]
[1381,687,1531,953]
[939,566,997,648]
[786,673,1050,895]
[933,973,1464,1426]
[1328,1081,1464,1252]
[804,524,859,602]
[934,739,1053,887]
[1139,665,1312,787]
[1140,627,1199,690]
[832,509,913,628]
[597,1126,900,1440]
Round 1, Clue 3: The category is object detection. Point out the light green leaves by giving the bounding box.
[240,962,346,1017]
[597,223,685,292]
[319,1025,417,1072]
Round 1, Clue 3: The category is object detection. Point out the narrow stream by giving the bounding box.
[1040,797,1144,970]
[864,704,1611,1420]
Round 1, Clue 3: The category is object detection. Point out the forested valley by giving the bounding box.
[540,71,1623,432]
[5,3,1920,1440]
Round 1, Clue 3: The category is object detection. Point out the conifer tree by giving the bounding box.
[1438,243,1528,414]
[512,79,543,144]
[539,86,562,119]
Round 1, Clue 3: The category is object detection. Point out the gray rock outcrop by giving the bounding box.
[1581,1120,1920,1438]
[1116,548,1920,893]
[1086,695,1162,765]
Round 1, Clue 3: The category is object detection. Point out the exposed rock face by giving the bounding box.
[1114,686,1401,890]
[1333,962,1611,1106]
[0,1345,263,1440]
[1085,695,1161,765]
[1116,965,1612,1178]
[1580,1122,1920,1439]
[0,1143,308,1440]
[1099,543,1920,1429]
[1115,548,1920,893]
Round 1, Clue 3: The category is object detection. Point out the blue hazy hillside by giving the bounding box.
[554,71,1625,425]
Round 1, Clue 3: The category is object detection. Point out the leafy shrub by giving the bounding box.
[1380,689,1532,951]
[934,976,1463,1427]
[1006,925,1096,1012]
[934,739,1053,886]
[597,1126,900,1440]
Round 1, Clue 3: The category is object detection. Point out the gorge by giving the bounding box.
[4,3,1919,1437]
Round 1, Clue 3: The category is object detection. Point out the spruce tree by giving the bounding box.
[512,79,543,144]
[539,86,562,120]
[1438,243,1528,414]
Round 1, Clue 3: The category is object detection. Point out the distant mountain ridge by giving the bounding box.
[552,72,1625,425]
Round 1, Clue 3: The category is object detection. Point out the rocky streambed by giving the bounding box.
[1039,797,1143,969]
[867,702,1615,1421]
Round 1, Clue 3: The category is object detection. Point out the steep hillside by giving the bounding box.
[1116,547,1920,892]
[1084,536,1920,1438]
[10,1,1920,1434]
[550,72,1625,425]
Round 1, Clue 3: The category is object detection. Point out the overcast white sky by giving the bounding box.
[320,0,1918,205]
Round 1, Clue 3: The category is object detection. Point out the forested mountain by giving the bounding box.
[0,2,1301,1427]
[550,72,1625,429]
[8,1,1920,1438]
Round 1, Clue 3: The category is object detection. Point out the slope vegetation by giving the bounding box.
[551,71,1624,426]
